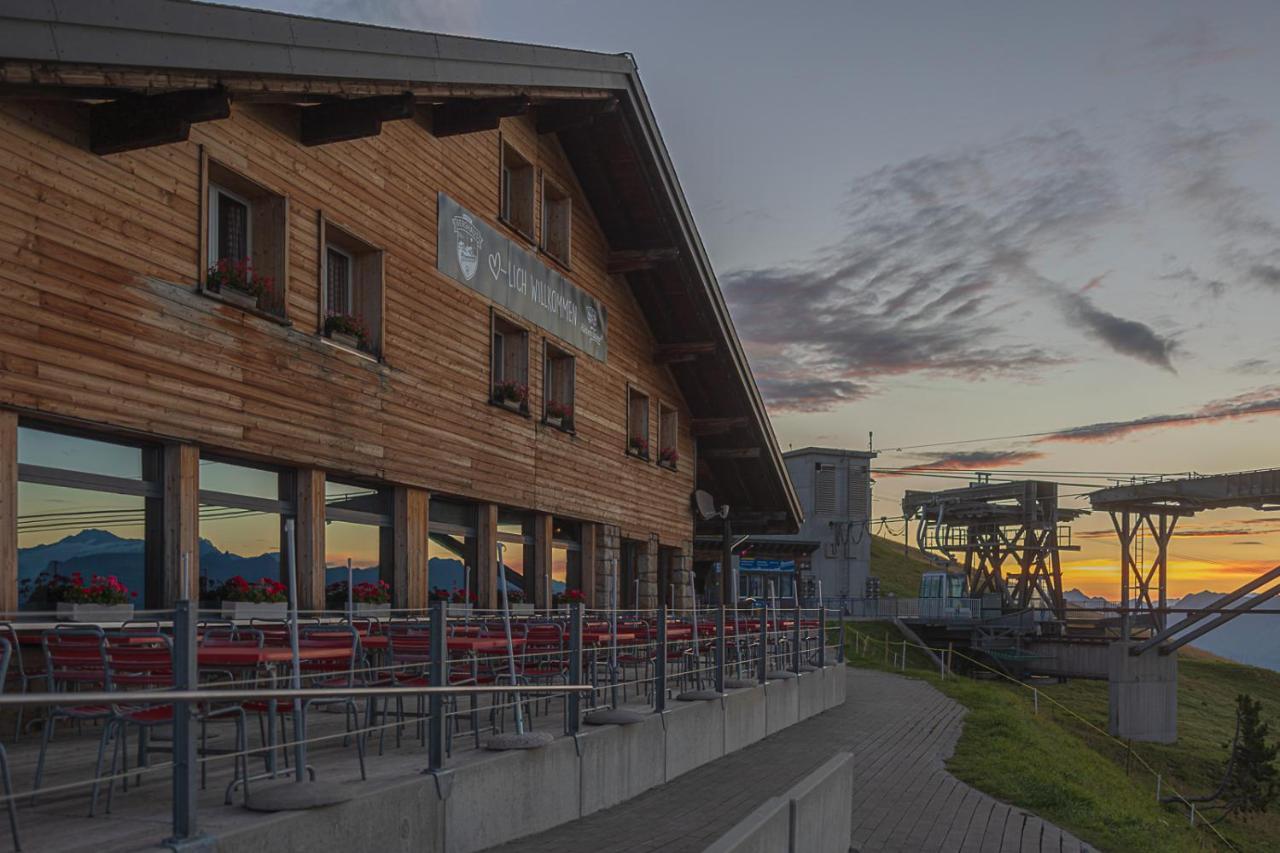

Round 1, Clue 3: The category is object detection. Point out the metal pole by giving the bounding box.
[567,602,583,734]
[688,571,702,689]
[165,599,200,847]
[721,515,734,606]
[284,518,305,783]
[346,557,353,621]
[496,542,525,735]
[792,602,802,672]
[655,606,668,712]
[757,601,768,684]
[818,606,827,668]
[715,605,726,693]
[428,598,445,771]
[837,616,846,663]
[901,640,907,671]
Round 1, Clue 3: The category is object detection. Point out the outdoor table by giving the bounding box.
[196,645,352,668]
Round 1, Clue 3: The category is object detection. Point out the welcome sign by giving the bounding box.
[436,193,608,361]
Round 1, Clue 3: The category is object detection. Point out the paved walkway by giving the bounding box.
[485,668,1093,853]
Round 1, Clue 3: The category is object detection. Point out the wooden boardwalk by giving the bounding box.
[488,668,1093,853]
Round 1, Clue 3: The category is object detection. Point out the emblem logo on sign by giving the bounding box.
[585,306,599,334]
[452,213,483,281]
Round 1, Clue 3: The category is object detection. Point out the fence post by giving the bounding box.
[818,606,827,668]
[165,599,201,848]
[655,606,668,712]
[791,604,803,672]
[1033,689,1039,715]
[568,602,583,732]
[837,615,846,663]
[757,602,768,684]
[715,605,726,693]
[1156,774,1162,801]
[901,640,907,671]
[428,599,446,771]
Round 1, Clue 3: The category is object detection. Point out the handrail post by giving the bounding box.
[428,599,446,771]
[655,606,667,712]
[714,605,726,693]
[818,605,827,668]
[165,599,201,848]
[792,603,802,672]
[757,601,768,684]
[567,603,583,733]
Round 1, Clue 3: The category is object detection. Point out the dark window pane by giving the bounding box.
[325,519,383,587]
[217,192,249,262]
[199,504,282,602]
[429,499,475,533]
[326,247,351,315]
[199,460,279,500]
[429,532,473,597]
[18,426,143,479]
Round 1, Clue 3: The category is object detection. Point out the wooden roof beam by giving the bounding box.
[299,92,414,146]
[654,342,717,364]
[692,417,750,436]
[431,96,530,137]
[608,247,678,274]
[536,97,618,134]
[702,447,762,460]
[90,86,230,155]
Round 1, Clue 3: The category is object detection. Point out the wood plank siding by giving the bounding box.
[0,93,699,603]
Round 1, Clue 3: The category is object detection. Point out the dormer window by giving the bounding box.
[499,139,535,241]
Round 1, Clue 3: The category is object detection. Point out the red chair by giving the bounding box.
[33,628,110,810]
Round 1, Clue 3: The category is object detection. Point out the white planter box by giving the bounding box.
[509,603,534,613]
[447,604,473,617]
[327,330,362,350]
[221,601,288,620]
[218,287,258,309]
[57,603,134,623]
[353,603,390,617]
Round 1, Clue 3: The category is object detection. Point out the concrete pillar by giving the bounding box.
[1108,641,1178,743]
[162,443,200,605]
[673,541,695,610]
[393,486,429,610]
[294,468,326,611]
[580,523,598,608]
[0,411,15,613]
[640,533,659,609]
[596,523,620,608]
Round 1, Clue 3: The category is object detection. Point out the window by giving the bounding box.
[324,478,393,608]
[428,499,477,601]
[543,343,575,431]
[541,176,571,264]
[551,518,582,604]
[198,458,294,605]
[499,140,535,240]
[814,463,837,516]
[846,464,869,520]
[16,425,161,609]
[627,387,650,459]
[320,219,384,357]
[497,510,534,602]
[491,313,529,413]
[203,158,287,318]
[657,403,678,469]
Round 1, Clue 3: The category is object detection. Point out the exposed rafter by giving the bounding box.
[692,417,749,436]
[299,92,414,146]
[431,96,530,137]
[653,342,717,364]
[607,247,678,274]
[90,86,230,155]
[536,97,618,134]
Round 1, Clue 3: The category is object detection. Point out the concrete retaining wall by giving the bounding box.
[705,751,854,853]
[1108,641,1178,743]
[214,665,847,853]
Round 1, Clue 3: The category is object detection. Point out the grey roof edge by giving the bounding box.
[783,446,878,460]
[1,0,802,531]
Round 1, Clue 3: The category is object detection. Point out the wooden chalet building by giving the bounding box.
[0,0,800,613]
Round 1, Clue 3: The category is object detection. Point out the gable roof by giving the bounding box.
[0,0,802,533]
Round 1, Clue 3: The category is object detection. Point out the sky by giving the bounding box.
[221,0,1280,598]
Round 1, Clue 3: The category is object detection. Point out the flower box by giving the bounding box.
[509,603,534,613]
[57,603,134,623]
[447,604,473,617]
[218,287,258,309]
[353,603,390,617]
[327,330,362,350]
[221,601,288,620]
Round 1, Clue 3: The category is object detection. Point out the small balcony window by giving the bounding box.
[499,139,535,241]
[491,313,529,414]
[541,177,571,265]
[657,403,679,469]
[203,158,287,319]
[627,387,650,460]
[544,343,576,432]
[320,219,384,358]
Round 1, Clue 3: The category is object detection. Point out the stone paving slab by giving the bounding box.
[483,668,1094,853]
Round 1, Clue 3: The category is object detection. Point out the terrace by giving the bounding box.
[0,602,846,852]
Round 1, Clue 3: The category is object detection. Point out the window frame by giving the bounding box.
[657,401,678,470]
[490,310,530,416]
[207,182,254,270]
[324,244,355,316]
[540,173,572,267]
[626,385,651,461]
[498,136,536,242]
[318,216,384,359]
[542,340,576,433]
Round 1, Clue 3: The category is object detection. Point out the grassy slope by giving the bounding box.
[855,536,1280,852]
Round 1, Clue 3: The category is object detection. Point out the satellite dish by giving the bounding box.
[694,490,728,521]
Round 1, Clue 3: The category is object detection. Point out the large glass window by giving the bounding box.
[16,425,160,610]
[551,518,581,602]
[325,478,392,606]
[497,509,534,601]
[198,458,293,605]
[429,499,477,600]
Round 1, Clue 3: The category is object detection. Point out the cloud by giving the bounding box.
[882,449,1046,476]
[754,375,870,413]
[723,127,1180,409]
[1158,265,1227,297]
[1039,384,1280,443]
[1142,19,1256,71]
[1080,272,1110,293]
[227,0,480,34]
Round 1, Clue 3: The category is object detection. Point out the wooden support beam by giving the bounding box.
[90,86,230,155]
[701,447,762,460]
[476,503,499,609]
[0,412,15,613]
[607,247,679,275]
[294,469,326,611]
[299,92,414,146]
[394,486,429,610]
[536,97,618,134]
[431,96,530,137]
[163,444,200,605]
[533,513,553,609]
[580,524,599,609]
[653,341,717,364]
[691,416,750,436]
